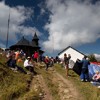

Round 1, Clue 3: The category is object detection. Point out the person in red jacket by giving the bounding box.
[34,51,39,62]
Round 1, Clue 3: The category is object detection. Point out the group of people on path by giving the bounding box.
[5,50,38,75]
[63,53,100,83]
[77,56,100,83]
[5,49,56,75]
[3,48,100,84]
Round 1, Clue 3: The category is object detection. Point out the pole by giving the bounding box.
[6,8,10,49]
[52,34,54,53]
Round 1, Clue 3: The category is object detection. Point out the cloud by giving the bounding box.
[41,8,46,16]
[0,1,38,48]
[43,0,100,53]
[94,54,100,59]
[94,53,100,61]
[0,42,5,48]
[38,1,46,15]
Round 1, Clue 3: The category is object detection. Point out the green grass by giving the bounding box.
[1,53,100,100]
[36,64,60,100]
[54,63,100,100]
[19,86,42,100]
[0,63,30,99]
[0,55,41,100]
[43,72,60,100]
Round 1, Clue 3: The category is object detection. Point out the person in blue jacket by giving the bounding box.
[78,56,90,82]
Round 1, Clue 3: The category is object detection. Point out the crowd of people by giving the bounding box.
[4,49,59,75]
[1,48,100,86]
[63,53,100,85]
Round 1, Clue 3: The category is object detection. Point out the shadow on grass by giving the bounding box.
[68,74,78,77]
[0,62,7,67]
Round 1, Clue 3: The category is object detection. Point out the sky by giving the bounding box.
[0,0,100,57]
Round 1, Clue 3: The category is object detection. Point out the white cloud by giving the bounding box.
[0,42,5,48]
[0,1,39,48]
[43,0,100,53]
[40,8,46,15]
[94,54,100,59]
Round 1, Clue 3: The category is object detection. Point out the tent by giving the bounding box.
[88,64,100,79]
[72,61,83,75]
[73,62,100,80]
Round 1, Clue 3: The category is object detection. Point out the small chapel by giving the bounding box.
[9,33,44,56]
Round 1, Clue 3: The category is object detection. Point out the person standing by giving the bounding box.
[63,53,71,77]
[44,56,50,71]
[79,56,90,82]
[33,51,39,62]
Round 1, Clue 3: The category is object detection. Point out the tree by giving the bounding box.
[88,54,97,62]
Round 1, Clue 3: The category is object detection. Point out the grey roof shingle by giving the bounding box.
[16,36,30,46]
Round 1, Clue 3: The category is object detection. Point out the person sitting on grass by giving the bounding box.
[24,57,35,75]
[92,71,100,82]
[6,53,16,69]
[90,71,100,88]
[6,53,27,74]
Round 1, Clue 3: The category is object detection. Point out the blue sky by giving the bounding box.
[0,0,100,57]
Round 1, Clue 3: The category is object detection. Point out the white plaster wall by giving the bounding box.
[58,47,84,62]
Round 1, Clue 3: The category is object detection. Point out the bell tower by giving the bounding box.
[32,32,39,46]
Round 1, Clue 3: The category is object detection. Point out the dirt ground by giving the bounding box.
[30,66,84,100]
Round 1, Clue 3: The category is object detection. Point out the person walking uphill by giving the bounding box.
[63,53,71,77]
[78,56,90,82]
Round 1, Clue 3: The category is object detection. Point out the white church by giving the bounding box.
[58,46,85,62]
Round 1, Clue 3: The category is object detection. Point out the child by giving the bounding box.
[91,71,100,88]
[92,71,100,82]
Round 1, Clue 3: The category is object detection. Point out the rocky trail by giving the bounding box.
[54,72,83,100]
[32,75,53,100]
[29,66,84,100]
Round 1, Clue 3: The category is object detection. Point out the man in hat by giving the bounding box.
[24,57,34,74]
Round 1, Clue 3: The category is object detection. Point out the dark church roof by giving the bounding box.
[32,32,39,40]
[30,42,40,48]
[11,36,40,48]
[9,33,44,56]
[15,36,30,46]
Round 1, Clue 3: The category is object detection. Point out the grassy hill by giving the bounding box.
[54,64,100,100]
[0,55,29,99]
[0,53,100,100]
[0,54,41,100]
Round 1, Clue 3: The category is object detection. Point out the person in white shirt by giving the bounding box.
[24,57,34,74]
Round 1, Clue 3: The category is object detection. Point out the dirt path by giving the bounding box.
[36,75,53,100]
[54,72,83,100]
[29,66,84,100]
[30,75,53,100]
[48,67,84,100]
